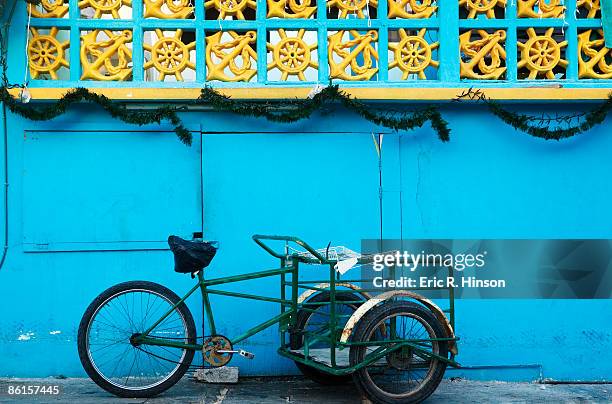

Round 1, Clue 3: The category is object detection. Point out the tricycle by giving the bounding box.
[78,234,459,403]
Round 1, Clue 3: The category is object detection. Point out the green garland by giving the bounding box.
[0,85,451,145]
[0,86,193,144]
[487,97,612,140]
[197,85,450,142]
[454,88,612,140]
[2,84,612,146]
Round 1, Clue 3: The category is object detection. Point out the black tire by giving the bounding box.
[291,291,364,385]
[349,301,448,404]
[78,281,196,398]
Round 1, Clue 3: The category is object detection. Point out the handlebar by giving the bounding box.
[252,234,329,264]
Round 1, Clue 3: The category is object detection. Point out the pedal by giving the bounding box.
[217,349,255,359]
[239,350,255,359]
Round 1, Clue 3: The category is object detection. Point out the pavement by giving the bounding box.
[0,376,610,403]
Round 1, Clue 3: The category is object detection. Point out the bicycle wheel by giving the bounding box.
[349,301,448,404]
[77,281,196,398]
[291,291,364,385]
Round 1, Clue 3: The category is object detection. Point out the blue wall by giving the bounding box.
[0,104,610,381]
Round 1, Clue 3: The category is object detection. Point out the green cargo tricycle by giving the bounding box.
[78,234,459,403]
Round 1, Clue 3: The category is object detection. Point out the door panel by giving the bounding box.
[22,131,202,252]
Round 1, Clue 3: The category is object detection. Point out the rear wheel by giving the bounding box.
[77,281,196,398]
[291,291,364,385]
[349,301,448,404]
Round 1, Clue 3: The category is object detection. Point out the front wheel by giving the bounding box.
[77,281,196,398]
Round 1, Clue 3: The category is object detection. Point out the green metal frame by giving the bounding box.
[134,234,460,374]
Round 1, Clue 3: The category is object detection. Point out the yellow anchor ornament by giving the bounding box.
[28,1,69,19]
[459,29,506,80]
[81,30,132,81]
[328,30,378,81]
[578,30,612,79]
[144,0,194,19]
[206,31,257,82]
[577,0,600,18]
[517,0,564,18]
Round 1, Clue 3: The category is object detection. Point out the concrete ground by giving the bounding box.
[0,376,610,403]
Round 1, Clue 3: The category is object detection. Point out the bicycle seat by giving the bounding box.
[168,235,217,274]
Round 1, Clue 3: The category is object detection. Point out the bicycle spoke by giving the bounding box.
[85,288,189,391]
[360,310,440,397]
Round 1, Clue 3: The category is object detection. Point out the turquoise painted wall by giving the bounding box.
[0,104,610,381]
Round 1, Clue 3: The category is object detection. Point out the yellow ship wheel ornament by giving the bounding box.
[578,30,612,79]
[144,30,195,81]
[28,27,69,80]
[459,29,506,79]
[577,0,600,18]
[517,28,567,79]
[459,0,506,19]
[205,0,256,19]
[329,30,378,81]
[388,0,436,19]
[144,0,194,19]
[389,29,438,80]
[78,0,132,18]
[267,0,316,18]
[267,29,317,81]
[28,0,69,19]
[328,0,377,18]
[206,31,257,82]
[517,0,564,18]
[81,30,132,80]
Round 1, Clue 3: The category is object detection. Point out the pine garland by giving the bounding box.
[487,96,612,140]
[0,87,193,145]
[454,87,612,140]
[197,85,451,142]
[2,84,612,146]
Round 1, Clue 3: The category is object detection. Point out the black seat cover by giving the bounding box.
[168,235,217,273]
